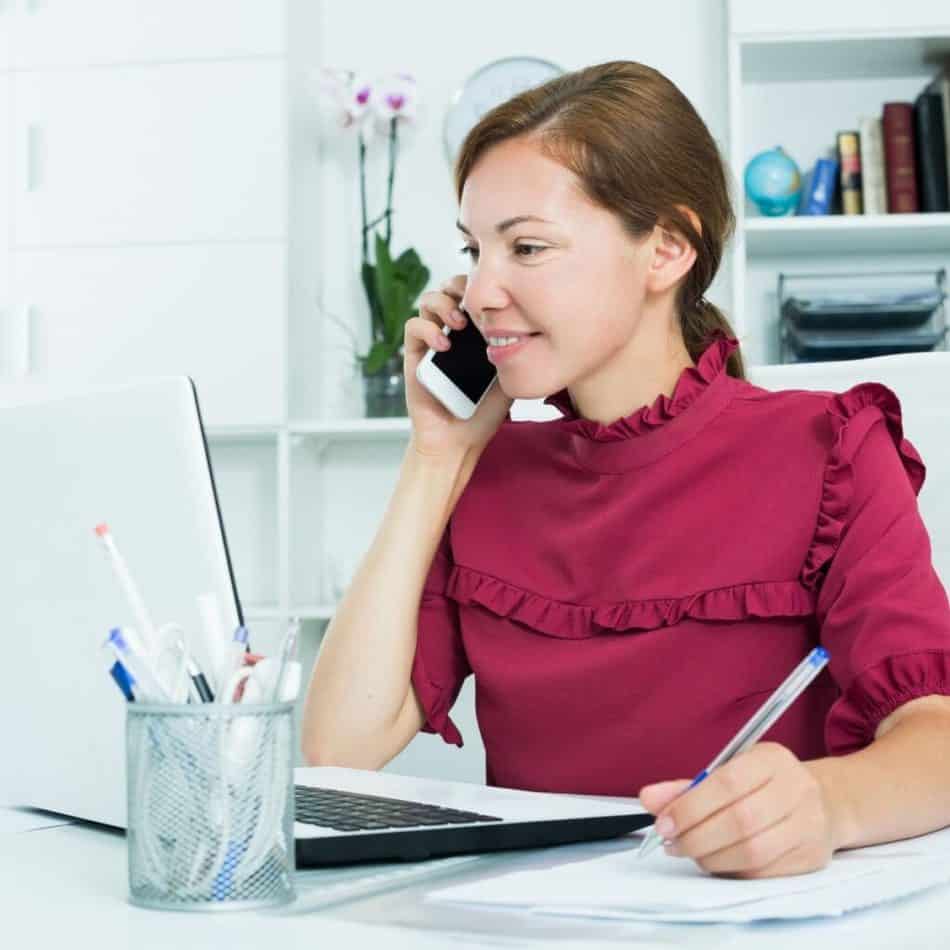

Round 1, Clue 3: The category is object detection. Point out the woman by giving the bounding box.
[302,61,950,879]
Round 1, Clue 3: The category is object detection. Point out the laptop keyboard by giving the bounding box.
[294,785,504,832]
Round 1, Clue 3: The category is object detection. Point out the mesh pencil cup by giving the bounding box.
[126,701,296,911]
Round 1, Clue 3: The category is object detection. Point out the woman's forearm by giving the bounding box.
[300,440,477,768]
[807,696,950,852]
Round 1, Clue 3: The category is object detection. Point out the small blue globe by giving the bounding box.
[744,147,802,217]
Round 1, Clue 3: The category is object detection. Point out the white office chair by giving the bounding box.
[746,351,950,588]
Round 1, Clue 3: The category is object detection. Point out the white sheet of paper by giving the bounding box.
[426,825,950,922]
[0,805,74,835]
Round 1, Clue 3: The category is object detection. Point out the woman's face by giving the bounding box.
[457,136,653,401]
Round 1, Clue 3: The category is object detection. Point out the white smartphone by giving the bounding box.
[415,307,498,420]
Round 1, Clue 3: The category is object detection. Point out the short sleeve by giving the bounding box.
[804,383,950,755]
[409,523,471,747]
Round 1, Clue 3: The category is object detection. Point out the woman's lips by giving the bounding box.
[486,334,541,364]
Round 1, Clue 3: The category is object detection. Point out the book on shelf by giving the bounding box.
[799,156,838,215]
[923,70,950,190]
[882,102,920,213]
[858,116,888,215]
[836,131,863,215]
[913,78,949,212]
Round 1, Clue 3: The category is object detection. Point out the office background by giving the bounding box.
[1,0,948,785]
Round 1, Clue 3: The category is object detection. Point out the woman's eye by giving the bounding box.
[456,244,546,260]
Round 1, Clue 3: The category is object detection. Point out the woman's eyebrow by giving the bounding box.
[455,215,555,236]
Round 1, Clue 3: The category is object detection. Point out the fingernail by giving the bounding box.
[437,336,450,349]
[656,816,675,837]
[451,309,464,323]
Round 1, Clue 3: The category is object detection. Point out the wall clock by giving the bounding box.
[443,56,565,166]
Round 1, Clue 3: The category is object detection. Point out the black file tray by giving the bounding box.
[778,268,946,332]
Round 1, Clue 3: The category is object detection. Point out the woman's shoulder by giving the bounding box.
[727,374,917,458]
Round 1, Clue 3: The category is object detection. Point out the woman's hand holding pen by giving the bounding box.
[638,742,841,879]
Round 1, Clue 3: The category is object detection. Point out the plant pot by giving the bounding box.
[362,352,406,417]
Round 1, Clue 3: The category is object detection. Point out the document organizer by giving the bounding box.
[778,268,947,363]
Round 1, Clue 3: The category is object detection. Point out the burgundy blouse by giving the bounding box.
[409,329,950,795]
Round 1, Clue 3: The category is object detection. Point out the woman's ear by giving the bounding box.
[645,204,700,296]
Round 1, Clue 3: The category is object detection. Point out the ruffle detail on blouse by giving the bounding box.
[800,382,927,593]
[542,330,740,442]
[445,564,816,640]
[410,646,464,747]
[824,650,950,755]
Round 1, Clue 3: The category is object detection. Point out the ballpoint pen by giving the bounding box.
[176,638,215,703]
[104,627,172,702]
[636,645,831,860]
[109,659,137,702]
[223,624,250,690]
[95,524,159,655]
[271,617,300,703]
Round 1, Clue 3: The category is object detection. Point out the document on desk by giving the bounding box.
[0,805,74,835]
[426,825,950,923]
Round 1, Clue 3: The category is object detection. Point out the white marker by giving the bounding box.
[95,523,158,655]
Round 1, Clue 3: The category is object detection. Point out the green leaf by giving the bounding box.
[368,234,431,349]
[394,248,429,301]
[373,233,397,336]
[359,339,401,375]
[361,260,383,339]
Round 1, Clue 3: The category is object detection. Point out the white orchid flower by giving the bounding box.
[316,67,376,132]
[364,72,423,143]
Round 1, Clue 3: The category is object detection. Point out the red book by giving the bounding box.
[882,102,920,213]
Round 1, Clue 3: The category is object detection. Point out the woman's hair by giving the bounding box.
[454,60,746,380]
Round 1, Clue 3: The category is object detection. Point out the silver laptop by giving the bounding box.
[0,377,651,866]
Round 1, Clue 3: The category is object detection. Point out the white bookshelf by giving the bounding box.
[727,1,950,366]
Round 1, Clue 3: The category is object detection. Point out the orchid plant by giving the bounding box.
[319,68,430,376]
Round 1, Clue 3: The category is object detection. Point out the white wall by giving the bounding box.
[305,0,733,783]
[310,0,732,419]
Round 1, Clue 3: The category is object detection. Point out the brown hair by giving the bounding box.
[453,60,745,380]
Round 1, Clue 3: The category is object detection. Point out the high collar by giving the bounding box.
[543,331,741,474]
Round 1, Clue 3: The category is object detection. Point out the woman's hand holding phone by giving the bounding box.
[404,275,513,460]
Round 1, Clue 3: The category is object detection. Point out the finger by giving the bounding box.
[404,315,452,354]
[638,779,692,816]
[418,291,468,330]
[667,773,801,861]
[439,274,467,301]
[661,744,793,840]
[718,841,831,880]
[689,812,811,877]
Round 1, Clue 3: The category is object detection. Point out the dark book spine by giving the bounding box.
[882,102,920,213]
[836,131,863,214]
[913,89,950,212]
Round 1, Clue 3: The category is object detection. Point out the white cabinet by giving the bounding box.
[0,72,11,374]
[726,2,950,365]
[13,62,286,247]
[2,244,286,424]
[0,4,9,71]
[10,0,285,67]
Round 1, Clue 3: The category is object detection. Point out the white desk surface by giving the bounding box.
[3,809,950,949]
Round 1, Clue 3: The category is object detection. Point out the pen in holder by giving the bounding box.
[126,701,296,911]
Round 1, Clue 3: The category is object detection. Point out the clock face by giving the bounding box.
[444,57,565,166]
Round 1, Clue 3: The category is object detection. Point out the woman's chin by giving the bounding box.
[495,377,554,402]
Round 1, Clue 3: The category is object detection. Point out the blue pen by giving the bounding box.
[636,645,831,859]
[109,659,137,702]
[104,627,171,702]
